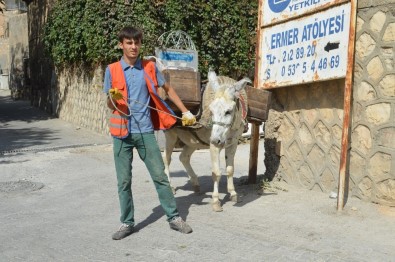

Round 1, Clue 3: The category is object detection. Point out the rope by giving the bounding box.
[108,82,245,130]
[109,94,185,120]
[108,93,208,126]
[109,94,132,117]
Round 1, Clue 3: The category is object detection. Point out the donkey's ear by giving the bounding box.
[230,77,251,98]
[235,77,251,92]
[208,68,220,92]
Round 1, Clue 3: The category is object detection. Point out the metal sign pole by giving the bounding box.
[337,0,358,211]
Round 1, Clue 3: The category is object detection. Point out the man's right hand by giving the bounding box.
[107,96,116,110]
[109,88,123,101]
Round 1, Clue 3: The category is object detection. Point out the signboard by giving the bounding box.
[262,0,348,26]
[155,48,198,71]
[258,2,351,88]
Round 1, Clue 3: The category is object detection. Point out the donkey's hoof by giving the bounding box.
[230,194,238,202]
[212,203,223,212]
[171,187,176,195]
[193,185,200,193]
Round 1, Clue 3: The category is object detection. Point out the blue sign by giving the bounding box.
[268,0,291,13]
[159,52,194,62]
[155,48,198,71]
[262,0,348,27]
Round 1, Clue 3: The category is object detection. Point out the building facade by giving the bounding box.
[0,0,28,96]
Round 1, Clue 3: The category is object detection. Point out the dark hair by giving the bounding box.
[118,27,143,43]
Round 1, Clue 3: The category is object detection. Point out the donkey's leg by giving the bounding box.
[163,131,178,194]
[225,143,238,203]
[210,144,223,212]
[179,145,200,193]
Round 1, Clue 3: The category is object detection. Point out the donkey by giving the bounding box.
[163,70,250,212]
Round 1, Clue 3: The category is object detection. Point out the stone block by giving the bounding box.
[356,33,376,60]
[366,103,391,125]
[307,144,325,173]
[368,152,392,182]
[350,152,367,182]
[352,125,372,155]
[379,74,395,97]
[298,163,314,188]
[377,127,395,148]
[383,23,395,42]
[370,11,387,33]
[357,81,376,101]
[367,56,384,81]
[376,179,395,204]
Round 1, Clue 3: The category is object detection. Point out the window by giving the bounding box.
[5,0,27,12]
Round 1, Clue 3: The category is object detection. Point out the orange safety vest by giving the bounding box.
[108,60,176,138]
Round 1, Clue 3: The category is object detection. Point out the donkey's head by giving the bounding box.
[208,70,250,147]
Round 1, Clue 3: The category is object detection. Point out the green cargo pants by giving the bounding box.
[113,132,179,226]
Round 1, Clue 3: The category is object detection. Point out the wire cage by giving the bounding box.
[157,30,196,51]
[155,30,198,71]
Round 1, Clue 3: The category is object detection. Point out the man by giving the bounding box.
[103,26,195,240]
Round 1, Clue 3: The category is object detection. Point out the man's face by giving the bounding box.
[119,38,141,60]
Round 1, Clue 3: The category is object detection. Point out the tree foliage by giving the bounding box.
[44,0,258,79]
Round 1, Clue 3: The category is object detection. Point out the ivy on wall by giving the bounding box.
[44,0,258,79]
[44,0,88,66]
[82,0,161,64]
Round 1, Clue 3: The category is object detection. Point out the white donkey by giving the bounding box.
[163,70,250,212]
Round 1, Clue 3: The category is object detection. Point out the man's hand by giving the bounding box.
[182,111,196,126]
[109,88,123,101]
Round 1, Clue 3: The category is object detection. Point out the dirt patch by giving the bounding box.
[377,205,395,218]
[0,180,44,194]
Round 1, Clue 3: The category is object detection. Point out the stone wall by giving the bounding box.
[27,0,54,111]
[351,1,395,205]
[25,0,111,136]
[55,66,110,136]
[264,80,345,191]
[265,1,395,206]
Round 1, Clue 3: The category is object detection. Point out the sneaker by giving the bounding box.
[169,217,193,234]
[112,223,134,240]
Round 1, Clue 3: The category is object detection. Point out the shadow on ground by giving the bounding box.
[0,95,54,123]
[133,172,267,232]
[0,127,60,152]
[0,93,60,152]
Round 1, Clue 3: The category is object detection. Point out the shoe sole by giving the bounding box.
[112,230,133,240]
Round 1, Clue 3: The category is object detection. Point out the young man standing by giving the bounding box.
[103,26,195,240]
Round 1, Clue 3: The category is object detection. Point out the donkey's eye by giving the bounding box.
[225,110,231,115]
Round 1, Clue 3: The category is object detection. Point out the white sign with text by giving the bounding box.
[259,2,351,88]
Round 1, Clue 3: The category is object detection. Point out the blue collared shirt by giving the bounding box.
[103,57,166,134]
